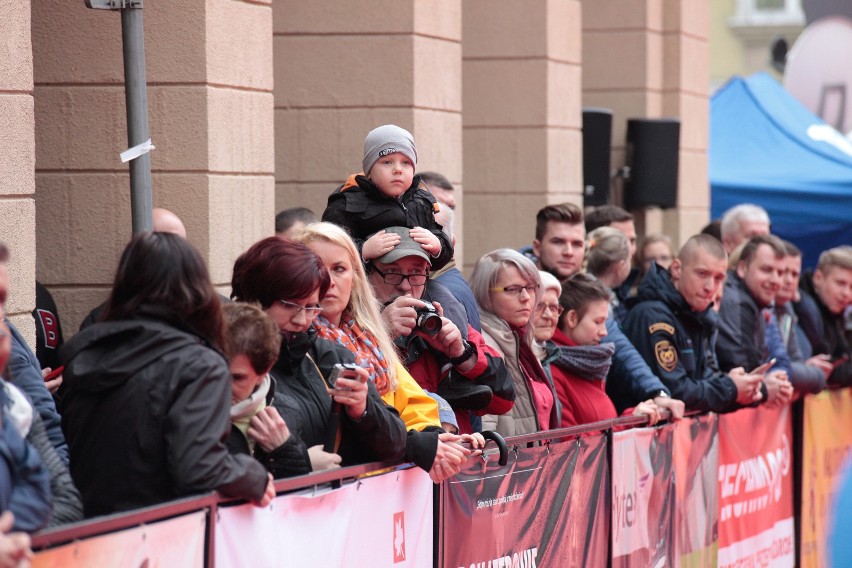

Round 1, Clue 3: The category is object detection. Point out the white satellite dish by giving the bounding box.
[784,16,852,134]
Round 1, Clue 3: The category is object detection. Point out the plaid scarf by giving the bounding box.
[553,342,615,382]
[314,313,392,395]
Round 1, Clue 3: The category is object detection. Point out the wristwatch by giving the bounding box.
[448,340,476,367]
[655,391,670,398]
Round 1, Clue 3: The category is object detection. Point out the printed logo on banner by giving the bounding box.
[393,511,406,563]
[717,405,795,568]
[718,433,791,522]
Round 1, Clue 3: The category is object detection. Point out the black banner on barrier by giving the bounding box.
[611,426,675,567]
[440,434,609,568]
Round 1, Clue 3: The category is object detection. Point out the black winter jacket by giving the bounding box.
[226,378,312,479]
[60,310,269,518]
[623,264,740,413]
[716,271,770,373]
[322,174,453,271]
[269,328,407,467]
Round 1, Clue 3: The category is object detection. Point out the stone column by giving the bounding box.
[0,1,37,342]
[462,1,584,272]
[582,0,710,247]
[32,0,275,332]
[273,1,463,256]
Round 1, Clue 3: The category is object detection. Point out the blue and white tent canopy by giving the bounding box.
[710,72,852,268]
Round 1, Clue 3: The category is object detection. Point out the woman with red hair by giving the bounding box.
[231,237,406,469]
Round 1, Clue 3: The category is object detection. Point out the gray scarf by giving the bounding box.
[553,342,615,381]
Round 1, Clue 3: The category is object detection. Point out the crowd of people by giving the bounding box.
[1,123,851,562]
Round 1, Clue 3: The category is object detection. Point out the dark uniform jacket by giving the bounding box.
[60,308,269,517]
[623,264,740,413]
[225,377,312,479]
[269,328,407,467]
[800,272,852,386]
[322,173,453,271]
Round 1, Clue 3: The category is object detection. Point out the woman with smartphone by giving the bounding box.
[295,223,483,483]
[230,237,407,469]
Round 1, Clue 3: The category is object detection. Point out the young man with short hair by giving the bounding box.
[624,235,765,412]
[800,246,852,386]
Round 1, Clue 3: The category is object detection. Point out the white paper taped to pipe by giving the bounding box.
[120,138,155,163]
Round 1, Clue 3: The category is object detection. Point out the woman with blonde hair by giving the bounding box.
[470,249,560,436]
[586,226,632,323]
[295,222,482,483]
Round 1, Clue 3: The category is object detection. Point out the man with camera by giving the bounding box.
[367,227,515,434]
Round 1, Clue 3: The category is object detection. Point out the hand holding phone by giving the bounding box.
[749,358,776,375]
[43,365,65,382]
[327,363,359,389]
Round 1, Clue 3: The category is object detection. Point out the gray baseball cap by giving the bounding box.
[374,226,432,265]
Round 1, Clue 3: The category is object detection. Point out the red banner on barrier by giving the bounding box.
[717,405,794,568]
[215,467,433,567]
[800,388,852,568]
[673,413,719,567]
[611,426,675,567]
[33,511,205,567]
[440,434,609,568]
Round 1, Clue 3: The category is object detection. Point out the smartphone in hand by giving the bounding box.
[327,363,359,389]
[43,365,64,382]
[749,358,776,375]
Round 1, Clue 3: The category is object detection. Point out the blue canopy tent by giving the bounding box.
[710,72,852,269]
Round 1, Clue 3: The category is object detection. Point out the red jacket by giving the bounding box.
[404,326,514,434]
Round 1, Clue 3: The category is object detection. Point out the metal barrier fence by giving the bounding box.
[30,387,852,567]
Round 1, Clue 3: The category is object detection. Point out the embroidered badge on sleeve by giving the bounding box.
[654,340,678,372]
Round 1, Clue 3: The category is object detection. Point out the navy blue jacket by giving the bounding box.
[622,264,740,413]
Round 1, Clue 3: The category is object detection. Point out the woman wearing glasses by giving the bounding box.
[294,223,483,482]
[470,249,560,436]
[230,237,406,469]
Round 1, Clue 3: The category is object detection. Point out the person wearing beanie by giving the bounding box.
[322,124,454,271]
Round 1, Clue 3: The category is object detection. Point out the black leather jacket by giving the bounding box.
[269,328,407,467]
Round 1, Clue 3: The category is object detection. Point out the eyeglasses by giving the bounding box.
[372,266,428,287]
[278,299,323,320]
[535,303,564,316]
[491,284,540,296]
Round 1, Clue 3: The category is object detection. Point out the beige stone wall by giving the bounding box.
[0,1,37,343]
[32,0,275,334]
[583,0,710,249]
[273,0,463,258]
[462,0,584,272]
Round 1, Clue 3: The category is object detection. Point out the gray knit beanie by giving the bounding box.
[362,124,417,175]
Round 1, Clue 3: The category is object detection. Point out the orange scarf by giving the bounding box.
[314,313,392,395]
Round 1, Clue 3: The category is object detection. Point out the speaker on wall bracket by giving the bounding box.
[582,108,613,207]
[623,118,680,210]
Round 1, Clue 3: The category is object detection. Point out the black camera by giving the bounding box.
[415,301,442,336]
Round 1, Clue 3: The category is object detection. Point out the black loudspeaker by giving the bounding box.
[582,108,613,206]
[624,118,680,210]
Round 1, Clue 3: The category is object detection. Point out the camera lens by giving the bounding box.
[416,312,442,335]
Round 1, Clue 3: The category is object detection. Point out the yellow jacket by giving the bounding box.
[381,363,440,432]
